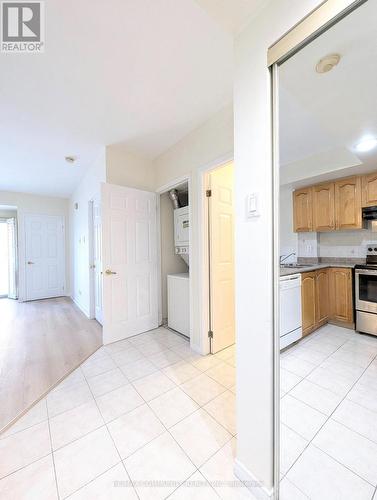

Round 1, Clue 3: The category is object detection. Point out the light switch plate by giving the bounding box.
[246,193,259,218]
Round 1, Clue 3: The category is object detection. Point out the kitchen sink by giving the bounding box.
[280,263,315,268]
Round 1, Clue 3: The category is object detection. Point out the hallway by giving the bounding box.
[0,298,102,431]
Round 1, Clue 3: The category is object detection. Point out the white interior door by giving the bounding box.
[102,183,158,344]
[7,217,18,300]
[208,163,235,353]
[24,214,65,301]
[92,199,103,324]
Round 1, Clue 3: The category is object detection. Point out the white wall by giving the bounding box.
[106,145,155,191]
[153,104,234,352]
[0,191,70,301]
[234,0,322,493]
[160,192,188,322]
[279,185,297,262]
[69,150,106,316]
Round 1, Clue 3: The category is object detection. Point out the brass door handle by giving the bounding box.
[27,261,34,265]
[105,269,117,275]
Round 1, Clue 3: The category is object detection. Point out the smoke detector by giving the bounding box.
[316,53,341,74]
[65,156,76,164]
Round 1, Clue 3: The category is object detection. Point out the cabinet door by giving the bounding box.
[329,268,353,324]
[301,272,316,337]
[315,268,329,326]
[293,188,313,232]
[362,173,377,207]
[313,183,335,231]
[335,176,362,230]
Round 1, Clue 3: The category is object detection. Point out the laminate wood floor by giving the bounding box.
[0,297,102,432]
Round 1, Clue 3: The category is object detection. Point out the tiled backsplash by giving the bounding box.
[297,230,377,259]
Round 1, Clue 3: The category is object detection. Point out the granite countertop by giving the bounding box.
[280,261,359,277]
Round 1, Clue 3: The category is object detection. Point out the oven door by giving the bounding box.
[355,269,377,313]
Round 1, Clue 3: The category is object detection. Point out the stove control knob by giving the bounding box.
[374,248,377,252]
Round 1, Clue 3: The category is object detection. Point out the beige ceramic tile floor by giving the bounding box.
[0,327,258,500]
[280,324,377,500]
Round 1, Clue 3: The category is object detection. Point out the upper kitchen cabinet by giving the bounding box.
[335,176,362,230]
[362,172,377,207]
[312,182,335,231]
[293,187,313,232]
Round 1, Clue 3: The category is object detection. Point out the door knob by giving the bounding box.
[105,269,117,275]
[27,261,34,265]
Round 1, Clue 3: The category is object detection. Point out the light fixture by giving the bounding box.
[65,156,76,164]
[355,138,377,153]
[315,53,341,74]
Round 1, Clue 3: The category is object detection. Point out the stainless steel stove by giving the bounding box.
[355,247,377,336]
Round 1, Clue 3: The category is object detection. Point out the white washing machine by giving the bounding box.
[167,273,190,337]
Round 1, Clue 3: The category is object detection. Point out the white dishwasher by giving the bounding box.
[280,274,302,349]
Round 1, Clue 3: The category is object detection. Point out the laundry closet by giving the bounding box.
[159,182,190,338]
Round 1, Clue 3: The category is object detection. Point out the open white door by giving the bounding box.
[208,163,235,353]
[24,214,65,301]
[102,183,158,344]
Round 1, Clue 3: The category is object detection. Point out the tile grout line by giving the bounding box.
[71,371,142,500]
[46,398,61,500]
[281,333,377,487]
[0,327,236,498]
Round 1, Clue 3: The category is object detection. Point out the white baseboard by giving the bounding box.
[71,296,90,318]
[234,459,274,500]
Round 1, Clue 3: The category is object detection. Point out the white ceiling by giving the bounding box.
[194,0,269,34]
[0,0,237,197]
[279,0,377,184]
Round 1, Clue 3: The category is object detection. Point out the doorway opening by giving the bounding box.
[203,161,235,354]
[158,179,190,340]
[0,206,18,300]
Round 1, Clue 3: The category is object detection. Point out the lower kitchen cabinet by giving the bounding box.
[301,267,353,337]
[301,271,317,337]
[329,267,353,325]
[315,268,329,327]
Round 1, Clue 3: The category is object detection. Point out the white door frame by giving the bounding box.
[156,175,193,344]
[198,153,233,355]
[23,213,66,301]
[88,198,96,320]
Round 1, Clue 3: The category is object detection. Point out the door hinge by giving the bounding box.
[208,330,213,338]
[206,189,212,197]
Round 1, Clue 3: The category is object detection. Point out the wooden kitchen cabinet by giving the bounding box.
[335,176,362,230]
[329,268,353,325]
[362,172,377,207]
[301,272,317,337]
[315,268,329,327]
[312,183,335,231]
[293,188,313,232]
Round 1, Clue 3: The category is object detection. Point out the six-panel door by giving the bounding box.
[101,183,158,344]
[24,214,65,301]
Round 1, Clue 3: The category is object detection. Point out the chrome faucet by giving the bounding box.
[280,252,296,264]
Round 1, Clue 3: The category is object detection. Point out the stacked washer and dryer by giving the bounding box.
[167,191,190,338]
